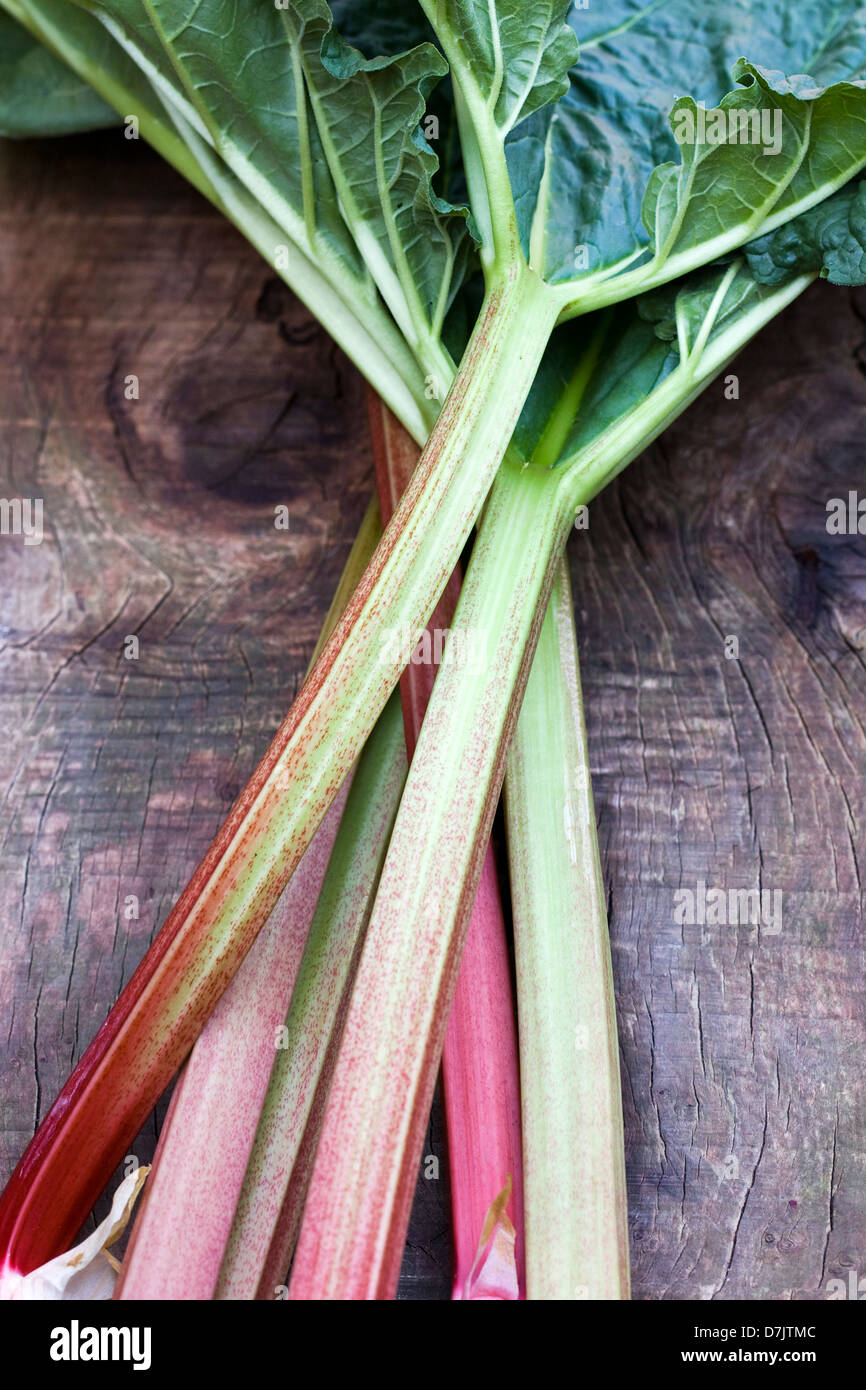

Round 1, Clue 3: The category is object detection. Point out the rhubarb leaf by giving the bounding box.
[419,0,579,134]
[509,1,866,305]
[552,263,809,477]
[416,0,579,263]
[71,0,369,281]
[519,171,866,471]
[0,0,221,170]
[745,174,866,285]
[0,8,117,135]
[287,0,474,354]
[5,0,437,439]
[639,64,866,278]
[71,0,472,370]
[328,0,470,223]
[328,2,434,59]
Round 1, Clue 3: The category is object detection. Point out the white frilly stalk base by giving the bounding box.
[0,1167,148,1300]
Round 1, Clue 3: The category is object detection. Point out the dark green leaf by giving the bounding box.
[420,0,579,136]
[514,1,866,298]
[745,174,866,285]
[0,7,117,136]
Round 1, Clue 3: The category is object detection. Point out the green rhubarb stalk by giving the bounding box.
[288,454,572,1298]
[214,689,407,1300]
[368,392,525,1300]
[505,558,629,1301]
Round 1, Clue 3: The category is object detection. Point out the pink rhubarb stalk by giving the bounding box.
[113,787,351,1300]
[113,503,382,1300]
[367,393,524,1300]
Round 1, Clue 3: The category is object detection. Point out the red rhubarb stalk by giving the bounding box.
[113,791,349,1301]
[367,392,524,1300]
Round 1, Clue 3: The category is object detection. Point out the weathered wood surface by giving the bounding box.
[1,132,864,1301]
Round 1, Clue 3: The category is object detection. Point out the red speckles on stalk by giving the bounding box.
[114,784,352,1300]
[368,390,524,1298]
[289,437,565,1300]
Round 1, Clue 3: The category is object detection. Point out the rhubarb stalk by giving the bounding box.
[1,0,835,1295]
[114,790,349,1301]
[367,392,524,1300]
[286,268,815,1298]
[505,558,630,1300]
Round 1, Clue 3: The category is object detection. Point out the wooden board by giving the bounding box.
[1,131,864,1301]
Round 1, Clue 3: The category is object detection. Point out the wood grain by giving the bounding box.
[1,131,863,1301]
